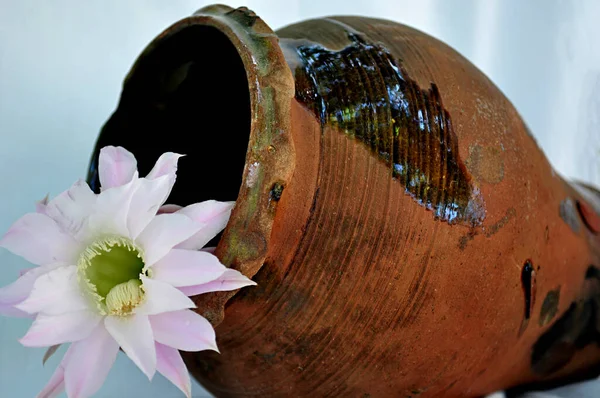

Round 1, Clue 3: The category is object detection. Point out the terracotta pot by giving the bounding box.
[87,5,600,397]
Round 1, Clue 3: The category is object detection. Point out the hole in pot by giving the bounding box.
[88,25,251,210]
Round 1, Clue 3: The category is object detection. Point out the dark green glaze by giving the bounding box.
[282,33,482,225]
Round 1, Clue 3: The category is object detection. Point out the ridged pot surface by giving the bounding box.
[88,5,600,397]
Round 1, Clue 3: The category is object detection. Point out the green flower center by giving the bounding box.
[78,236,147,316]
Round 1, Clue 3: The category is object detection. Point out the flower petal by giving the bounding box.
[151,249,226,287]
[136,276,195,315]
[99,146,138,190]
[44,180,97,240]
[0,264,64,316]
[88,178,137,237]
[136,213,202,266]
[16,266,89,315]
[65,324,119,398]
[146,152,183,182]
[178,269,256,297]
[156,342,192,398]
[0,303,33,318]
[175,201,234,250]
[37,369,65,398]
[0,267,45,305]
[149,310,218,352]
[104,314,156,379]
[0,213,80,265]
[37,347,72,398]
[133,152,183,237]
[127,175,171,239]
[20,311,101,347]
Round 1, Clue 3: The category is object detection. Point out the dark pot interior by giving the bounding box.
[88,25,251,207]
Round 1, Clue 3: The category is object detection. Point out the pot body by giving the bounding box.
[88,5,600,397]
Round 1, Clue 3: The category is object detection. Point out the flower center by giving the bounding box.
[78,236,146,316]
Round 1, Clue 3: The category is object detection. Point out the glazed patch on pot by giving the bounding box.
[288,33,483,225]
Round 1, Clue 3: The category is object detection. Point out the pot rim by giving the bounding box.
[124,5,297,325]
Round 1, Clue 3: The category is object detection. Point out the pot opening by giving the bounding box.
[90,25,251,211]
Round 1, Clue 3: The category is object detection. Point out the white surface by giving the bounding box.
[0,1,599,397]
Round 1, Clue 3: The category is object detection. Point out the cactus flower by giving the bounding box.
[0,146,255,397]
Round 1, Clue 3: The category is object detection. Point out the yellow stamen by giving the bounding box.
[77,236,146,316]
[105,279,145,316]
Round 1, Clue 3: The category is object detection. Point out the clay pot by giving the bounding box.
[87,5,600,397]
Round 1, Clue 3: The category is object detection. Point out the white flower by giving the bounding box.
[0,146,255,398]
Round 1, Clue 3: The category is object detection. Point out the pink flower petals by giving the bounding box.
[20,311,101,347]
[149,310,218,352]
[88,178,137,237]
[104,314,156,380]
[179,268,256,297]
[136,213,202,266]
[137,276,196,315]
[151,249,226,287]
[0,145,258,398]
[0,264,63,317]
[65,325,119,398]
[98,146,138,190]
[44,180,97,240]
[126,175,172,239]
[17,266,88,316]
[37,347,71,398]
[0,213,80,266]
[175,201,234,250]
[146,152,183,188]
[155,342,192,398]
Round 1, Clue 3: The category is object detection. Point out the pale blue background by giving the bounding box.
[1,1,599,397]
